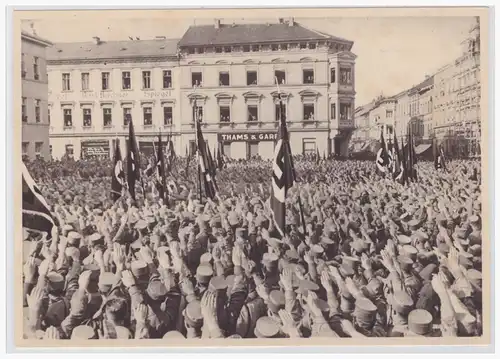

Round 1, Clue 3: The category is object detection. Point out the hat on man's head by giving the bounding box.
[130,260,149,278]
[408,309,433,336]
[82,263,101,281]
[135,220,148,231]
[268,290,286,313]
[209,275,228,292]
[71,325,96,340]
[196,264,214,284]
[67,231,82,246]
[115,326,132,339]
[392,290,414,315]
[254,316,280,338]
[262,253,279,266]
[397,235,412,245]
[98,272,118,293]
[184,300,203,327]
[200,252,212,265]
[162,331,186,339]
[47,272,65,292]
[354,297,377,325]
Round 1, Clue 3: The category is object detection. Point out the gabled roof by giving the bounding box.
[178,22,352,47]
[47,38,180,62]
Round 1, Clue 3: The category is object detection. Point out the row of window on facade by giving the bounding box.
[63,106,173,128]
[184,41,349,55]
[62,70,173,92]
[21,141,45,158]
[21,53,40,80]
[60,67,352,92]
[192,67,351,87]
[21,97,43,123]
[61,102,352,128]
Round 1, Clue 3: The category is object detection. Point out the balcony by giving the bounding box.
[82,125,95,131]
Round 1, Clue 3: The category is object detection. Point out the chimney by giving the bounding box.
[288,17,295,27]
[93,36,101,45]
[214,19,221,29]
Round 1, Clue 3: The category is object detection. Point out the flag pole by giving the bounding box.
[275,76,307,239]
[193,86,203,203]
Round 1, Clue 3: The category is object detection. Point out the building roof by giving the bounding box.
[47,38,180,62]
[178,22,352,47]
[21,31,53,47]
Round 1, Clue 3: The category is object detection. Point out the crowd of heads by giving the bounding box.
[22,155,483,340]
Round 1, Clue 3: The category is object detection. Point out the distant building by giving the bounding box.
[354,17,481,158]
[22,30,52,160]
[47,36,180,160]
[177,18,357,159]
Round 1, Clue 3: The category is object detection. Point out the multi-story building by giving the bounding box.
[393,89,411,141]
[176,18,356,159]
[433,17,481,156]
[432,63,456,150]
[47,37,180,160]
[453,16,481,156]
[407,76,432,142]
[22,30,52,160]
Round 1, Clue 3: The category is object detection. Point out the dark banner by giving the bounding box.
[218,132,277,142]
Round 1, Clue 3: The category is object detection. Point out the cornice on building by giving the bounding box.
[47,55,179,66]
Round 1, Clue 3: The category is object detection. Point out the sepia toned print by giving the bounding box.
[13,7,491,347]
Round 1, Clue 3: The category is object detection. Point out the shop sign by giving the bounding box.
[218,132,277,142]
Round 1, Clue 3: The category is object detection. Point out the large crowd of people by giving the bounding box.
[22,155,483,340]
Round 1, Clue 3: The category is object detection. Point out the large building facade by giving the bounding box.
[47,37,180,160]
[47,18,357,160]
[22,31,52,160]
[177,19,356,159]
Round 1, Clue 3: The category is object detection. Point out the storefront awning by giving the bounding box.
[415,144,432,155]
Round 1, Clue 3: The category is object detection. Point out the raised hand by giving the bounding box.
[27,285,47,312]
[320,270,334,293]
[78,270,93,292]
[279,268,293,292]
[23,257,37,282]
[134,303,148,324]
[278,309,300,338]
[44,326,61,339]
[121,270,136,288]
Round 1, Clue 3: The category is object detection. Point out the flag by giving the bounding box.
[271,94,294,236]
[316,147,321,165]
[195,117,218,200]
[407,125,417,181]
[217,143,226,170]
[156,132,167,202]
[184,145,190,177]
[111,140,125,202]
[127,119,140,200]
[434,139,447,172]
[392,133,404,183]
[22,162,55,235]
[376,127,390,173]
[439,145,448,172]
[207,144,217,178]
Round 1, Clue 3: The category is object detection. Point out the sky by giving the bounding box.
[21,14,477,105]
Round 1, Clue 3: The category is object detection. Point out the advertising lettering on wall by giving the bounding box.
[55,90,172,101]
[218,132,277,142]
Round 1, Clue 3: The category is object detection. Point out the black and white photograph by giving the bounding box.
[14,7,491,347]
